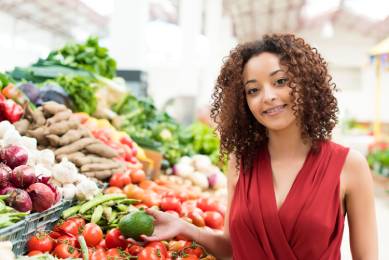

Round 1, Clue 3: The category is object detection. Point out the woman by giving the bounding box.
[141,34,378,259]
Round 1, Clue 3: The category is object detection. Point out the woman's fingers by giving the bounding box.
[140,234,161,242]
[145,208,160,218]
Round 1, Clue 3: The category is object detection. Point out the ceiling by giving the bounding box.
[0,0,108,40]
[223,0,389,42]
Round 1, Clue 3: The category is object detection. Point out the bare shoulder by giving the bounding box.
[227,153,239,186]
[342,149,373,193]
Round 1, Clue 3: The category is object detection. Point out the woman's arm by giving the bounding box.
[343,150,378,260]
[143,155,239,259]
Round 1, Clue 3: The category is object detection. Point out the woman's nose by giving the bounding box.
[263,85,277,102]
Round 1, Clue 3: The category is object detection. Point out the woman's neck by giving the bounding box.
[267,123,311,161]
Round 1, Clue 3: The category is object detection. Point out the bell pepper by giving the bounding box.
[0,93,24,123]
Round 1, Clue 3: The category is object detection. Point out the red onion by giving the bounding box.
[38,176,61,204]
[27,183,56,212]
[6,188,32,212]
[10,165,36,189]
[0,186,15,195]
[1,145,28,169]
[0,163,12,189]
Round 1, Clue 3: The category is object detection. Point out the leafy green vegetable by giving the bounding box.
[0,72,12,89]
[41,36,117,78]
[54,75,98,114]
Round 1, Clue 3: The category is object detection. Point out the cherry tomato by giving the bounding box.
[27,233,54,253]
[53,244,80,258]
[131,169,146,184]
[27,250,43,256]
[146,241,168,257]
[160,196,182,214]
[204,211,224,229]
[138,247,166,260]
[82,223,103,247]
[105,228,127,249]
[126,244,144,256]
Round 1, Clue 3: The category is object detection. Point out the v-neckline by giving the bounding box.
[264,146,313,214]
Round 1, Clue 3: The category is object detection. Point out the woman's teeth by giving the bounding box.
[263,105,286,114]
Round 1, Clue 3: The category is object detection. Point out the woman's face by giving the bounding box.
[243,52,297,132]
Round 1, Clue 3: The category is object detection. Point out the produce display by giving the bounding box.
[0,36,227,259]
[367,141,389,177]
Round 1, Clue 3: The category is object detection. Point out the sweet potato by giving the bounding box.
[85,143,118,158]
[72,155,113,167]
[46,109,72,125]
[47,120,79,136]
[26,127,48,145]
[54,138,96,156]
[13,119,30,135]
[26,105,45,126]
[80,162,122,172]
[42,101,67,115]
[56,152,84,162]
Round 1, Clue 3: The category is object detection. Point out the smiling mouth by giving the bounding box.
[262,104,287,115]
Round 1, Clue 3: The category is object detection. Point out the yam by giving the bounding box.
[26,127,48,145]
[55,138,96,156]
[56,152,84,162]
[85,143,118,158]
[47,120,79,136]
[42,102,67,116]
[46,109,72,125]
[47,135,61,147]
[80,162,122,172]
[51,129,88,147]
[26,105,45,126]
[72,155,113,167]
[13,119,30,135]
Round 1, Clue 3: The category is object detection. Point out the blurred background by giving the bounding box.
[1,0,389,259]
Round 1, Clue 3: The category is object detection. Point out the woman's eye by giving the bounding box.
[247,88,258,95]
[275,78,288,86]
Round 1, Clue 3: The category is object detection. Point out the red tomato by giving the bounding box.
[53,244,80,258]
[68,217,86,228]
[181,200,198,216]
[27,250,43,256]
[90,248,107,260]
[49,231,62,240]
[106,248,127,259]
[126,244,144,256]
[177,255,199,260]
[142,191,161,207]
[57,219,80,236]
[105,228,127,249]
[160,196,182,214]
[204,211,224,229]
[27,233,54,253]
[168,240,187,252]
[146,241,168,257]
[188,210,205,227]
[123,184,145,200]
[109,173,125,188]
[138,247,166,260]
[131,169,146,184]
[82,223,103,247]
[56,235,77,247]
[104,186,124,194]
[183,241,204,258]
[97,239,107,249]
[139,179,158,190]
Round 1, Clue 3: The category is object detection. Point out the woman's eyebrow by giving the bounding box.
[244,79,257,86]
[269,69,283,76]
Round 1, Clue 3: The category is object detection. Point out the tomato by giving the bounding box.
[197,198,225,216]
[168,240,187,252]
[27,233,54,253]
[109,173,125,188]
[97,239,107,249]
[105,228,127,249]
[139,179,158,190]
[176,254,199,260]
[68,217,86,229]
[160,196,182,214]
[138,247,166,260]
[188,210,205,227]
[90,248,107,260]
[142,191,161,207]
[123,184,145,200]
[146,241,168,257]
[106,248,127,259]
[104,186,124,194]
[49,231,62,240]
[57,219,80,236]
[183,241,204,258]
[82,223,103,247]
[53,244,80,258]
[131,169,146,184]
[126,244,144,256]
[204,211,224,229]
[56,235,77,247]
[181,200,198,216]
[27,250,43,256]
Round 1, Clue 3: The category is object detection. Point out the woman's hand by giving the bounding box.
[140,208,186,242]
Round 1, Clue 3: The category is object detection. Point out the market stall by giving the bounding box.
[0,37,225,259]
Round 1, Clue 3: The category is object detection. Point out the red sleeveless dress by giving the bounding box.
[229,141,349,260]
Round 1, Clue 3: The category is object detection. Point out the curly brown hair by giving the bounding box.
[210,34,338,173]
